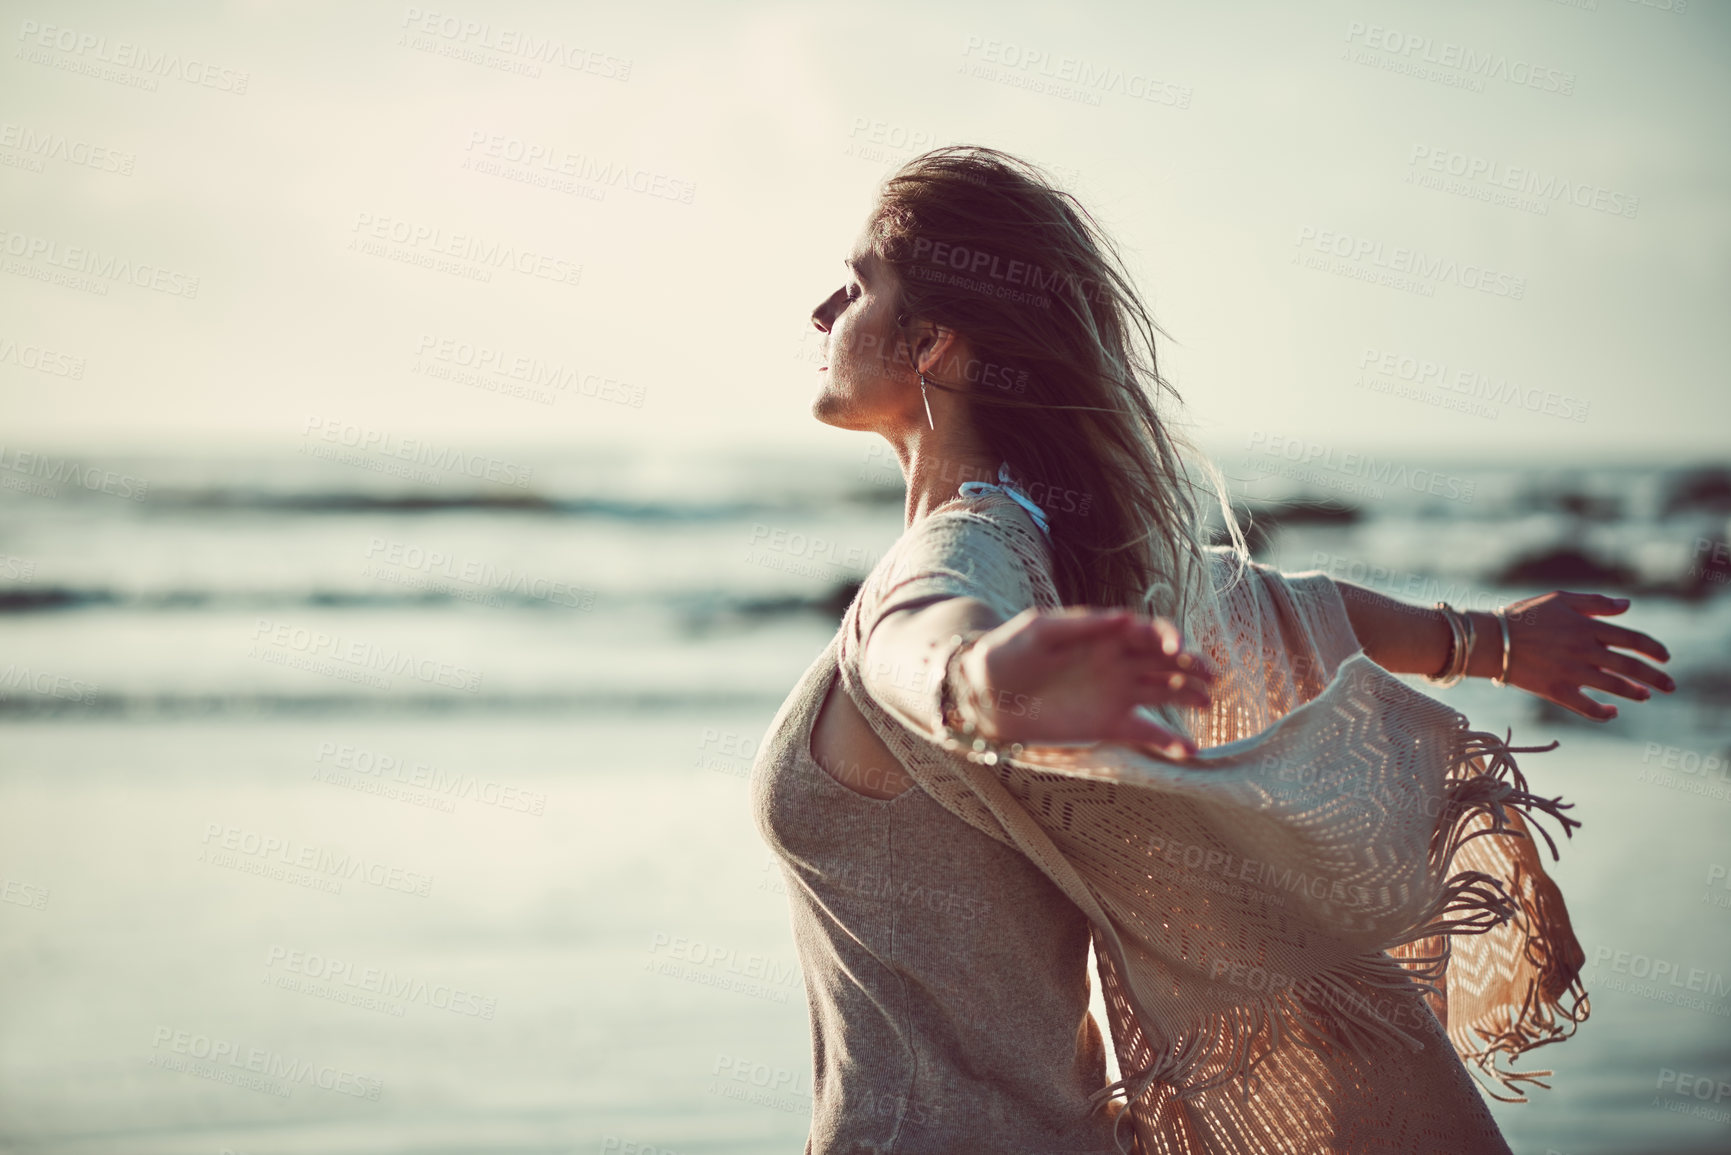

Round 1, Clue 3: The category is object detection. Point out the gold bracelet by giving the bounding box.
[1459,609,1477,680]
[1491,607,1512,688]
[1427,602,1468,688]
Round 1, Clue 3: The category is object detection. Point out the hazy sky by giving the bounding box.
[3,0,1726,464]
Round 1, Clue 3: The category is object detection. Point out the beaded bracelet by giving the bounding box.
[935,631,1026,767]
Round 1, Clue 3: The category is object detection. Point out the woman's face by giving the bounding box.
[808,220,918,433]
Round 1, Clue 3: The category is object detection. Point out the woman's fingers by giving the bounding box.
[1129,666,1213,694]
[1551,685,1618,721]
[1125,652,1215,685]
[1027,607,1132,648]
[1575,667,1653,703]
[1104,713,1197,758]
[1560,590,1630,618]
[1126,675,1212,710]
[1024,615,1215,682]
[1592,620,1672,663]
[1598,648,1677,693]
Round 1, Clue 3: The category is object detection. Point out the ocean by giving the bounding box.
[1,443,1727,1154]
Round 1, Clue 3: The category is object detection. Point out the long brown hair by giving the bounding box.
[868,144,1247,623]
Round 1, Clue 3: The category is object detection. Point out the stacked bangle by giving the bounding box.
[1427,602,1474,687]
[1491,607,1512,688]
[1427,602,1515,688]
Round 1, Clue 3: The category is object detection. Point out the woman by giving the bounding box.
[751,145,1672,1154]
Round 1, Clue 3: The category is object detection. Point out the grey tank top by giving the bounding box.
[751,631,1127,1155]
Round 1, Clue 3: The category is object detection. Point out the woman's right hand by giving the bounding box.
[954,606,1215,759]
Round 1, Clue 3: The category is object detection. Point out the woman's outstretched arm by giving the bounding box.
[860,596,1215,759]
[1333,580,1675,720]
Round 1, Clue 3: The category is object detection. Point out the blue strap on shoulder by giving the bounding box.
[958,463,1051,538]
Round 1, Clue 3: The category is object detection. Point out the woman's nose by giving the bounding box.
[811,288,844,332]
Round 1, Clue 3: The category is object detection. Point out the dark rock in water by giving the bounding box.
[1552,491,1621,521]
[1209,500,1360,558]
[1497,548,1638,590]
[1688,667,1731,704]
[1664,467,1731,516]
[1248,499,1361,527]
[0,587,114,612]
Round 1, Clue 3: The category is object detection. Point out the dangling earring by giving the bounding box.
[919,373,935,430]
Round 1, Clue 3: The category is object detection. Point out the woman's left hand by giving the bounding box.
[1496,591,1674,720]
[954,606,1215,758]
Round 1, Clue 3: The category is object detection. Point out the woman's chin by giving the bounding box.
[809,391,866,431]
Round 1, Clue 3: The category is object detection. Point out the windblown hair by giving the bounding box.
[867,144,1249,631]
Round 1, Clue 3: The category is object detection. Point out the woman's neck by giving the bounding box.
[897,440,1002,527]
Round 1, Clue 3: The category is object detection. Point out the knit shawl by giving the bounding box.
[833,489,1590,1155]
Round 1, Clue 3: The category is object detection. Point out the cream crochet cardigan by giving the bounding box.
[834,487,1590,1155]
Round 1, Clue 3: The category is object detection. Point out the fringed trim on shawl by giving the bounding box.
[1406,726,1592,1101]
[1087,724,1587,1120]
